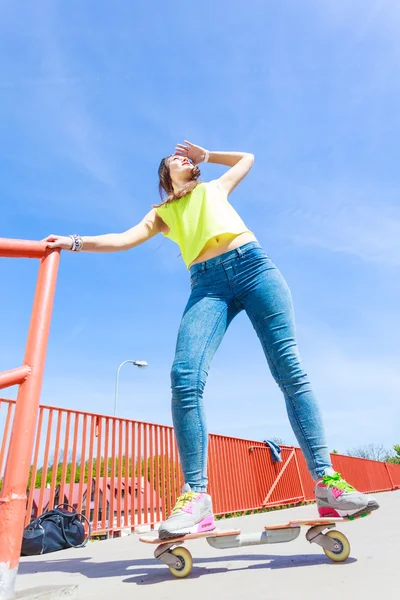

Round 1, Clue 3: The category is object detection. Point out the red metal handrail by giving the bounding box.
[0,238,48,259]
[0,366,31,391]
[0,238,60,600]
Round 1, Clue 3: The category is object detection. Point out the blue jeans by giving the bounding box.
[171,242,332,492]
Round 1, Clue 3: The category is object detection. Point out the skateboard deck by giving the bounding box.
[140,529,241,544]
[264,513,370,530]
[140,512,370,542]
[139,514,371,577]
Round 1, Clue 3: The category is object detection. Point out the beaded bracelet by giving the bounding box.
[203,150,210,163]
[69,234,84,252]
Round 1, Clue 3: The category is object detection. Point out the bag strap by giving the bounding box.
[55,505,92,548]
[55,503,77,514]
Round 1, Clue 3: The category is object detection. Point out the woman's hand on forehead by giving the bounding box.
[174,140,208,165]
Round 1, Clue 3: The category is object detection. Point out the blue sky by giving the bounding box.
[1,0,399,455]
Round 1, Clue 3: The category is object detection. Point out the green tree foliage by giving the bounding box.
[25,454,178,495]
[386,444,400,465]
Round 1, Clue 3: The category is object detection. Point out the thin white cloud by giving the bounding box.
[314,0,392,32]
[32,7,118,189]
[0,2,137,224]
[63,319,88,342]
[260,179,400,266]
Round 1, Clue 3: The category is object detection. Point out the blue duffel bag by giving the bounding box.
[21,503,91,555]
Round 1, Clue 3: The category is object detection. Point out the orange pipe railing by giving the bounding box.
[0,238,48,259]
[0,238,60,600]
[0,366,31,391]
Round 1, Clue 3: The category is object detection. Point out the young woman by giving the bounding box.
[45,140,379,540]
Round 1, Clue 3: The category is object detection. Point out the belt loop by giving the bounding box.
[236,246,243,257]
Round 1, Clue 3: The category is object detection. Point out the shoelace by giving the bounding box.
[171,491,199,514]
[322,472,356,493]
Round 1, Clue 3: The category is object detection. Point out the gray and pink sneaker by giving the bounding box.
[158,483,216,540]
[315,472,380,518]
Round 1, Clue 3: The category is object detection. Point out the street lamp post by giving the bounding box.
[114,359,148,416]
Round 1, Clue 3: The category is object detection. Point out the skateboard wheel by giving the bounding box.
[323,530,350,562]
[168,547,193,578]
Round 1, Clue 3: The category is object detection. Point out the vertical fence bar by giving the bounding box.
[48,412,63,510]
[224,438,234,511]
[101,418,110,532]
[155,426,161,522]
[137,423,142,525]
[116,420,123,529]
[85,417,96,526]
[109,419,116,533]
[130,422,136,528]
[143,424,148,524]
[38,410,54,513]
[238,440,247,509]
[174,436,182,493]
[25,407,44,524]
[169,428,177,507]
[159,427,166,521]
[0,248,60,600]
[210,436,221,513]
[76,414,87,516]
[165,428,171,517]
[234,439,243,510]
[293,448,306,502]
[208,436,216,509]
[258,446,270,505]
[58,412,71,506]
[93,417,103,532]
[217,437,227,513]
[0,403,14,478]
[211,437,220,512]
[68,413,80,510]
[385,462,395,490]
[124,420,129,528]
[149,424,155,526]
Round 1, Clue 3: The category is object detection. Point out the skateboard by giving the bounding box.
[139,513,370,578]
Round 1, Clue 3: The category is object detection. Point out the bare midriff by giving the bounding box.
[189,231,257,268]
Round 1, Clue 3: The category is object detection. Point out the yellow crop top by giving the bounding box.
[154,180,252,268]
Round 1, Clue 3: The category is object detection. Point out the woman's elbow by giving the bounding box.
[246,153,255,166]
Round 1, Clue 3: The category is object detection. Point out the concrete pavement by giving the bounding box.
[17,490,399,600]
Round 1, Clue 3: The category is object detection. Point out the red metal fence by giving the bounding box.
[1,396,399,536]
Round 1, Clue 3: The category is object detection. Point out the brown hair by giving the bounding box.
[153,156,201,208]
